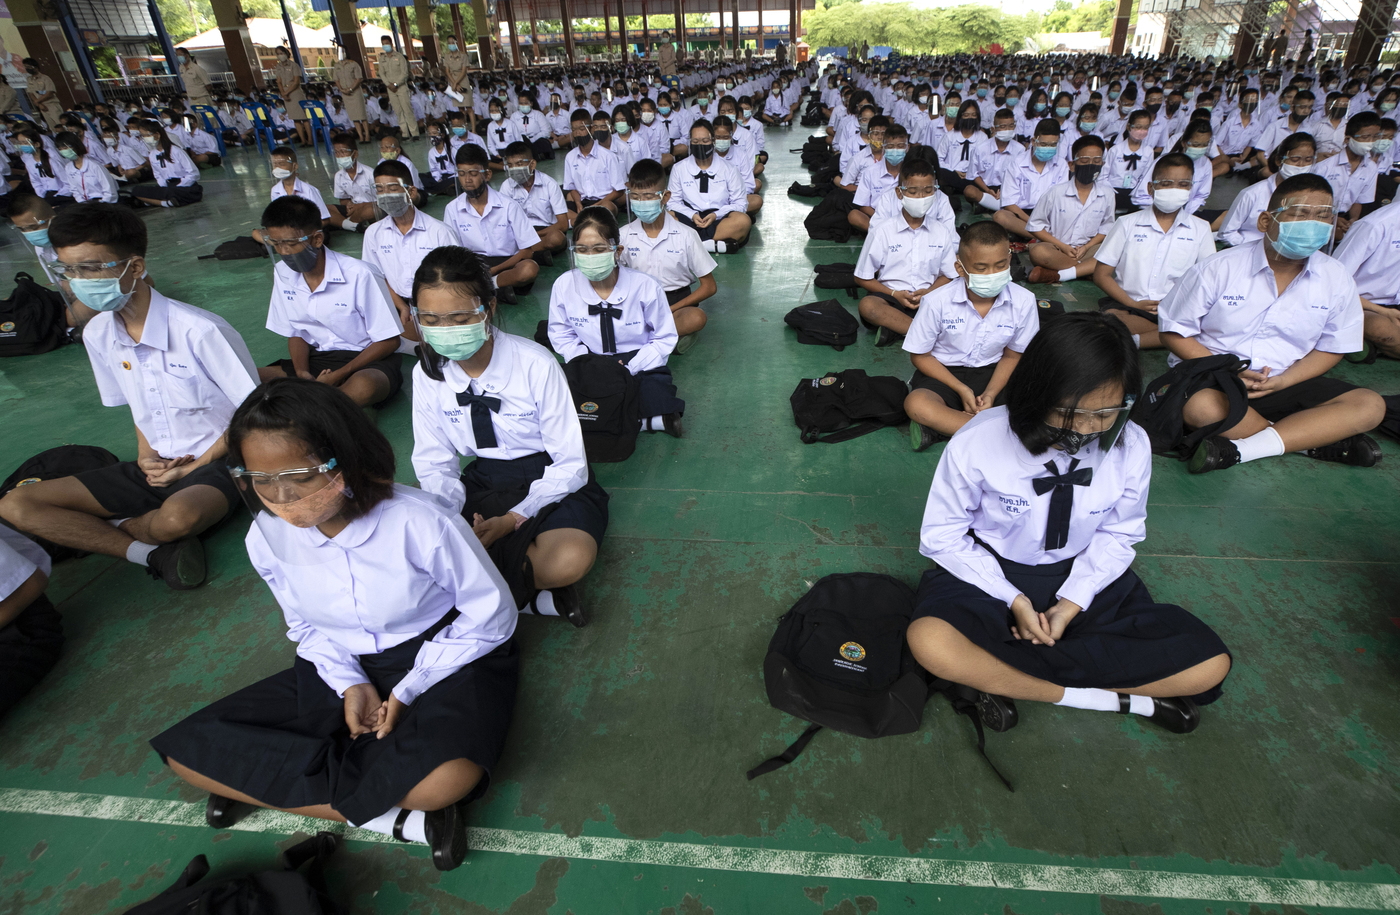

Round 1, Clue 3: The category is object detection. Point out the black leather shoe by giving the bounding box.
[662,412,684,438]
[422,802,469,871]
[146,537,206,590]
[205,793,247,829]
[495,285,517,305]
[1187,436,1241,474]
[550,585,588,628]
[976,692,1018,732]
[1120,694,1200,733]
[875,326,902,347]
[1305,433,1383,467]
[910,422,945,453]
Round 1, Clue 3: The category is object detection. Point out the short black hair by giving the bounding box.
[372,159,412,183]
[270,144,297,161]
[227,377,395,522]
[1034,117,1062,138]
[54,130,87,157]
[1004,312,1141,455]
[331,132,358,150]
[1269,172,1333,210]
[1267,131,1316,172]
[502,140,532,160]
[885,123,909,142]
[628,158,666,190]
[6,192,45,219]
[260,195,322,234]
[570,107,592,124]
[1071,134,1104,157]
[455,143,489,167]
[1346,111,1381,137]
[50,202,148,258]
[1152,152,1194,177]
[960,219,1009,250]
[689,117,713,139]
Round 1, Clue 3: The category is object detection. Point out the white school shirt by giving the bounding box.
[667,154,745,220]
[360,208,462,298]
[484,116,524,157]
[1027,179,1117,246]
[870,188,958,236]
[499,171,568,228]
[0,525,49,604]
[442,189,540,259]
[1102,139,1155,190]
[84,289,259,460]
[61,156,118,203]
[1157,239,1363,373]
[1129,151,1212,215]
[852,159,900,208]
[937,130,983,173]
[714,145,756,193]
[1216,112,1264,157]
[1216,174,1276,246]
[735,116,766,152]
[901,278,1039,368]
[968,139,1025,188]
[1252,116,1310,157]
[19,153,67,196]
[1310,117,1348,158]
[854,213,959,293]
[920,406,1152,611]
[1331,200,1400,306]
[603,134,646,173]
[1313,151,1378,213]
[512,108,551,142]
[562,143,627,200]
[270,177,331,220]
[1095,208,1218,302]
[999,151,1065,210]
[267,248,403,352]
[148,145,199,186]
[638,119,670,159]
[246,485,516,706]
[411,332,588,518]
[332,163,376,204]
[547,266,677,374]
[618,214,717,292]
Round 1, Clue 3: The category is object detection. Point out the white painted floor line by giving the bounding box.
[2,787,1397,910]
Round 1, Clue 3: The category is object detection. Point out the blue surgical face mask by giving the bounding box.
[963,266,1011,298]
[1033,144,1057,162]
[451,126,467,136]
[16,143,34,155]
[1270,218,1332,259]
[575,250,616,281]
[421,321,489,361]
[1184,144,1208,159]
[976,88,988,98]
[21,227,50,247]
[884,147,907,165]
[68,260,135,312]
[631,197,664,222]
[1108,90,1121,100]
[1055,105,1072,117]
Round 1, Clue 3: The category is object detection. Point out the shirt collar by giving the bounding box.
[306,493,386,550]
[576,266,631,305]
[115,288,170,351]
[952,276,1012,311]
[1247,236,1319,278]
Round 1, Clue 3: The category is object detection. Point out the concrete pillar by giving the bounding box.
[450,2,467,49]
[528,2,540,63]
[558,0,576,64]
[330,0,367,73]
[503,0,523,66]
[604,0,614,50]
[471,0,496,68]
[6,0,87,107]
[673,0,686,60]
[415,0,441,66]
[731,0,739,56]
[1109,0,1133,55]
[208,0,266,89]
[618,0,628,57]
[396,7,415,60]
[1346,0,1398,67]
[642,0,650,48]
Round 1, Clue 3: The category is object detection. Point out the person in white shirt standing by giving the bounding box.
[1025,134,1117,285]
[152,378,519,872]
[360,160,460,337]
[908,313,1231,737]
[1093,154,1218,350]
[1158,173,1385,473]
[410,247,606,628]
[0,204,259,590]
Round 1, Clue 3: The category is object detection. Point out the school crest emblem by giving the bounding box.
[121,360,132,371]
[838,641,866,662]
[16,477,41,487]
[819,376,837,386]
[580,401,599,413]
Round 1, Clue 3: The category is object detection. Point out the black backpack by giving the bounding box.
[562,354,641,463]
[1130,354,1250,457]
[803,187,856,242]
[0,272,68,357]
[746,573,1012,790]
[790,369,907,443]
[784,299,859,349]
[2,445,121,561]
[813,262,859,293]
[124,832,343,915]
[198,236,269,260]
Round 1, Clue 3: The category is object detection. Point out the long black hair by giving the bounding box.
[1004,312,1141,455]
[227,377,395,520]
[410,245,496,382]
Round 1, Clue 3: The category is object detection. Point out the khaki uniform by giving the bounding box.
[25,72,61,130]
[274,59,307,119]
[0,83,19,115]
[181,60,214,107]
[442,49,470,91]
[658,42,677,76]
[378,50,417,137]
[334,58,367,121]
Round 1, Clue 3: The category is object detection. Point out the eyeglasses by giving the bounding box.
[375,184,409,194]
[412,304,487,326]
[572,244,617,256]
[229,458,337,488]
[897,184,935,197]
[1051,404,1132,429]
[50,256,133,279]
[10,216,50,232]
[628,190,664,201]
[263,233,317,253]
[1271,204,1336,221]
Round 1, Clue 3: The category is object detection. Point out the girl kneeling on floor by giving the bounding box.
[411,246,607,628]
[151,377,518,872]
[908,312,1231,735]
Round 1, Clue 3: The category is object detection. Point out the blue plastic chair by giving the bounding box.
[241,101,278,156]
[299,99,335,158]
[191,105,229,159]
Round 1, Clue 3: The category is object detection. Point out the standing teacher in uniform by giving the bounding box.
[334,55,369,143]
[273,46,311,148]
[442,39,475,132]
[178,49,214,109]
[657,32,677,76]
[378,38,418,140]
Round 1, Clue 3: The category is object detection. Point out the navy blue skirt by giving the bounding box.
[151,613,519,826]
[617,350,685,417]
[914,555,1230,704]
[461,452,609,544]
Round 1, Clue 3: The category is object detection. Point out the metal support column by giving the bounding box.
[208,0,266,90]
[415,0,441,66]
[1108,0,1133,55]
[1346,0,1398,67]
[396,7,415,60]
[673,0,686,60]
[58,4,104,102]
[504,0,523,66]
[731,0,739,56]
[277,0,304,69]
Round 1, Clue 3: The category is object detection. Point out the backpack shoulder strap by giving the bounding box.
[746,723,823,780]
[929,678,1015,792]
[804,420,883,444]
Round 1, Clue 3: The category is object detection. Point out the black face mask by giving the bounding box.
[1074,163,1101,184]
[994,97,1006,106]
[1145,102,1162,115]
[464,182,487,199]
[1165,102,1180,114]
[959,117,980,131]
[1046,425,1102,455]
[592,129,610,145]
[690,142,714,160]
[572,135,590,149]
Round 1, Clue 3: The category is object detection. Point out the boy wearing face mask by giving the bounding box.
[257,195,405,409]
[329,134,377,231]
[1024,135,1115,285]
[1331,197,1400,359]
[854,158,960,347]
[902,220,1039,450]
[965,109,1024,213]
[361,160,460,341]
[498,141,569,258]
[1312,111,1382,236]
[1217,87,1264,173]
[848,123,909,233]
[1158,174,1384,474]
[7,194,60,283]
[255,147,335,242]
[444,145,541,305]
[0,204,258,591]
[562,109,627,214]
[1093,155,1217,350]
[994,119,1067,239]
[376,135,424,196]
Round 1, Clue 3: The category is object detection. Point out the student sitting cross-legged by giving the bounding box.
[0,203,259,590]
[1158,173,1386,473]
[853,157,960,347]
[667,118,752,254]
[903,221,1040,452]
[1024,134,1116,285]
[250,146,337,244]
[152,377,519,873]
[329,133,379,231]
[1092,153,1218,350]
[562,108,627,214]
[547,207,684,438]
[1331,198,1400,360]
[410,247,607,628]
[498,140,570,260]
[618,159,717,353]
[256,196,406,408]
[907,312,1232,736]
[443,144,541,306]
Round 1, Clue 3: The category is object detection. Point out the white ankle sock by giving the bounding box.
[639,414,667,432]
[1131,334,1141,348]
[1234,426,1285,463]
[1129,694,1155,716]
[702,238,718,252]
[161,201,173,208]
[343,220,359,231]
[358,807,426,843]
[108,517,132,529]
[530,589,561,616]
[1055,687,1120,711]
[1057,266,1078,282]
[126,541,158,566]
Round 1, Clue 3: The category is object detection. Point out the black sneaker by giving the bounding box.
[975,692,1018,732]
[205,793,247,829]
[875,326,902,347]
[1304,433,1383,467]
[910,421,944,453]
[145,537,206,590]
[551,584,589,628]
[1187,436,1241,474]
[533,248,555,267]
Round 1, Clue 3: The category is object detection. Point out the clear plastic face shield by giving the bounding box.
[228,457,339,515]
[1048,397,1137,454]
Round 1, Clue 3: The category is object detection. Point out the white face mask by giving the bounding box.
[1349,138,1375,156]
[962,266,1012,298]
[272,167,293,180]
[995,129,1015,142]
[900,193,935,218]
[1152,187,1191,213]
[1278,162,1312,179]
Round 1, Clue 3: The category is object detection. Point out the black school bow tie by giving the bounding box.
[589,302,623,353]
[1031,458,1094,551]
[696,170,713,193]
[455,389,502,449]
[1124,153,1141,169]
[960,139,971,161]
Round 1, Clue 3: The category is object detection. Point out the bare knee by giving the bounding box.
[400,758,483,811]
[516,259,540,284]
[535,533,597,585]
[906,617,964,675]
[1181,388,1229,429]
[1345,388,1387,429]
[147,499,213,542]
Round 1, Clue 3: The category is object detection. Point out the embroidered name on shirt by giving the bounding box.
[997,493,1030,515]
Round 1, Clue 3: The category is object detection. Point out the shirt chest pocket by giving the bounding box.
[163,369,212,413]
[314,299,365,342]
[1164,238,1201,275]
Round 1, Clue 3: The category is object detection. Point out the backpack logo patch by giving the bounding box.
[839,641,866,662]
[580,401,599,413]
[819,376,837,386]
[0,322,14,332]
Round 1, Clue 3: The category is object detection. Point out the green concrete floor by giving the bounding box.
[0,130,1398,915]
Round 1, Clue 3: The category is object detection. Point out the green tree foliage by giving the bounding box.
[154,0,328,43]
[1041,0,1115,35]
[803,1,1041,54]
